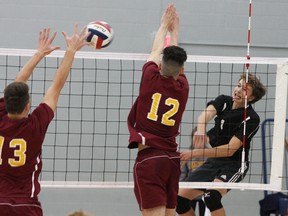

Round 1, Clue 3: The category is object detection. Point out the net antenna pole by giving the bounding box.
[241,0,253,175]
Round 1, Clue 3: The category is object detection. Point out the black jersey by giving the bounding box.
[207,95,260,162]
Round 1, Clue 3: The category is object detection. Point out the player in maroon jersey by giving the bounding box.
[127,4,189,216]
[0,24,90,216]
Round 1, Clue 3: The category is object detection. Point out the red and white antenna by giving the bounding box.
[241,0,252,174]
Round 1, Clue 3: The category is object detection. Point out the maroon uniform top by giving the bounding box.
[128,61,189,151]
[0,97,54,199]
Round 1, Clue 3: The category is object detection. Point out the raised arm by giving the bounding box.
[169,10,179,46]
[147,4,176,64]
[193,104,217,149]
[42,24,90,112]
[15,28,60,83]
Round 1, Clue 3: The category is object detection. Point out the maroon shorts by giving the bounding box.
[133,148,181,210]
[0,197,43,216]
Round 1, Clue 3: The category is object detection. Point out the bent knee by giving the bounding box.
[203,190,223,212]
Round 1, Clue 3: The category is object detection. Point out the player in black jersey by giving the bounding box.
[176,73,266,216]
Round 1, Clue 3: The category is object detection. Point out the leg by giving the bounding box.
[198,198,206,216]
[190,200,197,211]
[142,206,166,216]
[165,208,176,216]
[204,181,228,216]
[206,179,228,216]
[177,188,204,216]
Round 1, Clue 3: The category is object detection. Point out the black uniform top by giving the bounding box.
[207,95,260,162]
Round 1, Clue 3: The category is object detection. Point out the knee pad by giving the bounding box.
[176,195,191,214]
[203,190,223,212]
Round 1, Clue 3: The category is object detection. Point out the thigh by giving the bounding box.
[134,149,180,210]
[0,203,43,216]
[165,153,181,209]
[178,188,204,200]
[186,160,217,182]
[142,206,166,216]
[165,208,176,216]
[0,197,42,216]
[215,161,248,183]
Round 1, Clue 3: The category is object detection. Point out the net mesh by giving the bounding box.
[0,48,287,190]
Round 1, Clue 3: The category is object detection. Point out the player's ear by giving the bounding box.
[24,102,30,113]
[158,62,162,70]
[180,66,184,75]
[248,95,255,102]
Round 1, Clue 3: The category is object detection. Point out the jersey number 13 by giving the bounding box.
[0,136,27,167]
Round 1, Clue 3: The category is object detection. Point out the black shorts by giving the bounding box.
[184,159,249,183]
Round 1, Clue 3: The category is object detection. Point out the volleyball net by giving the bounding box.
[0,48,287,191]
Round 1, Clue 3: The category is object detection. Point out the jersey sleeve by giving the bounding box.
[234,109,260,141]
[30,103,54,136]
[127,98,142,148]
[207,95,230,115]
[142,61,158,75]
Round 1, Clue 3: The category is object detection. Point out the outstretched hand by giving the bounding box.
[38,28,60,56]
[161,4,176,30]
[168,9,179,33]
[62,23,91,53]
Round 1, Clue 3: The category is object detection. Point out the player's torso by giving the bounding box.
[0,117,43,198]
[136,68,188,138]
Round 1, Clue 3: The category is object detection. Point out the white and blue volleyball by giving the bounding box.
[86,21,114,49]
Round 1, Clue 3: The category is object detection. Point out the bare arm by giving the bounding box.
[147,4,176,64]
[42,24,90,112]
[15,28,60,83]
[169,11,179,46]
[181,136,242,161]
[193,104,217,149]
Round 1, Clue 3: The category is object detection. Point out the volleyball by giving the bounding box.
[86,20,114,49]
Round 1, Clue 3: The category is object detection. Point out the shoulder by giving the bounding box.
[208,95,232,110]
[177,74,189,86]
[31,103,54,122]
[247,105,260,122]
[143,61,158,72]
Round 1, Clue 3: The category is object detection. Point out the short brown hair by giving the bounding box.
[4,82,29,114]
[240,73,266,104]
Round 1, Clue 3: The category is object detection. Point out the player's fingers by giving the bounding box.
[79,25,87,36]
[39,30,43,42]
[62,31,68,39]
[51,46,60,51]
[82,31,91,41]
[74,23,78,34]
[40,29,47,41]
[48,31,57,45]
[42,28,49,42]
[46,28,51,39]
[180,160,187,169]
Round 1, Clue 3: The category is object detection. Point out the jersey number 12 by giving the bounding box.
[147,93,179,126]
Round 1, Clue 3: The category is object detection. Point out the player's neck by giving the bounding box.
[8,112,27,120]
[232,102,248,110]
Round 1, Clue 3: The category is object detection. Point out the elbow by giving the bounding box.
[227,149,238,157]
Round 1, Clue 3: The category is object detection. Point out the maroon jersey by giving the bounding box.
[128,61,189,151]
[0,97,54,199]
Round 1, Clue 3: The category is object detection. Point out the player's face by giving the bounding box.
[232,79,254,108]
